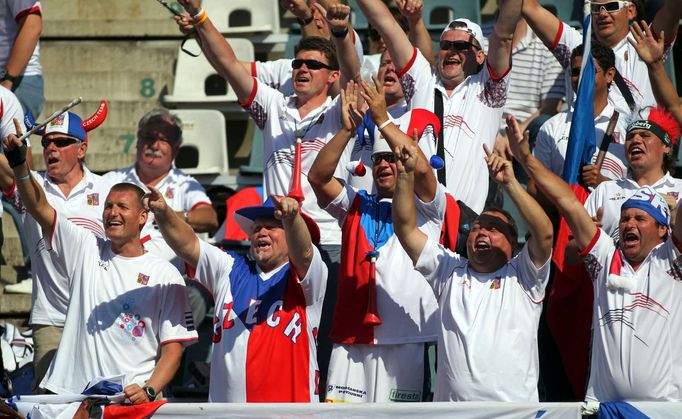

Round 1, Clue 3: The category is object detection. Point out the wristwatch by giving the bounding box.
[0,69,18,85]
[143,386,157,401]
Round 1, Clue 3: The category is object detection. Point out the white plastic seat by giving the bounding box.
[163,37,254,106]
[203,0,280,34]
[171,109,229,175]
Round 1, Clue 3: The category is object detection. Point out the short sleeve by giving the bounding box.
[416,183,447,226]
[180,174,212,211]
[0,90,23,139]
[514,244,551,303]
[194,240,235,296]
[158,268,199,346]
[533,122,560,175]
[253,59,294,96]
[48,214,96,283]
[298,246,327,306]
[324,183,357,226]
[9,0,41,20]
[414,238,463,299]
[243,78,283,132]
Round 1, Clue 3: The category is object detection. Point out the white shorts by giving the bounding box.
[325,343,425,402]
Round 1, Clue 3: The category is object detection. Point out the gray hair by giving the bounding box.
[136,108,183,146]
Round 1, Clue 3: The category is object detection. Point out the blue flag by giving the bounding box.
[561,13,596,184]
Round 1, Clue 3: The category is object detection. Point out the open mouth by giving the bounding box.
[627,145,645,159]
[622,231,640,247]
[46,156,59,166]
[255,239,271,250]
[474,240,491,251]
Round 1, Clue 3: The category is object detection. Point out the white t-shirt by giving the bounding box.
[17,168,112,326]
[194,241,326,402]
[103,165,212,272]
[40,216,198,394]
[415,240,550,402]
[324,184,446,344]
[397,47,510,213]
[242,79,344,245]
[252,30,365,97]
[584,173,682,241]
[581,229,682,402]
[534,101,629,180]
[0,85,26,217]
[0,0,41,76]
[549,21,673,117]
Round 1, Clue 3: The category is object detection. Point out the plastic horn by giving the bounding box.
[364,250,382,325]
[287,138,305,203]
[595,111,619,171]
[18,97,83,142]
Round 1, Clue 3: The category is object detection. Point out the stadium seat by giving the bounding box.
[424,0,481,30]
[163,38,254,108]
[240,122,264,175]
[170,109,229,175]
[202,0,280,34]
[346,0,369,31]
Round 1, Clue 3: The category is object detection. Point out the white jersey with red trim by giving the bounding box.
[584,173,682,242]
[194,240,326,402]
[15,168,112,327]
[548,21,673,117]
[581,229,682,401]
[415,240,550,402]
[40,216,197,394]
[397,47,510,213]
[534,101,629,181]
[0,0,41,76]
[103,165,212,272]
[252,30,365,97]
[241,79,344,245]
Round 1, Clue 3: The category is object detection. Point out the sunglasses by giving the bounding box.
[590,1,631,14]
[439,40,478,52]
[371,153,396,164]
[41,137,80,148]
[291,59,334,70]
[570,66,603,77]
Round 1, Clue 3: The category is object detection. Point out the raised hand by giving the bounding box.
[483,143,514,186]
[395,0,424,22]
[628,21,665,65]
[174,12,195,35]
[358,76,388,125]
[340,81,365,131]
[144,186,168,216]
[580,164,607,188]
[312,2,350,34]
[281,0,313,20]
[271,194,301,222]
[395,141,419,175]
[177,0,201,16]
[504,114,531,165]
[2,118,27,168]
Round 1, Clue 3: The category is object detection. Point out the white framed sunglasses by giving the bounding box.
[590,0,632,14]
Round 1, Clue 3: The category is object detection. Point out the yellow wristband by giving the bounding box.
[194,11,208,26]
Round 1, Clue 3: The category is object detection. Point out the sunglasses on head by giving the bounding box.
[41,137,80,148]
[439,40,477,52]
[371,152,396,164]
[291,59,334,70]
[590,0,631,14]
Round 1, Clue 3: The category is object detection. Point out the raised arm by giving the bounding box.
[272,195,314,278]
[356,0,415,70]
[487,0,522,76]
[1,12,41,92]
[483,144,553,267]
[147,186,201,268]
[651,0,682,45]
[396,0,435,67]
[629,21,682,125]
[392,144,428,265]
[314,2,361,87]
[176,0,254,103]
[521,0,562,49]
[359,76,436,201]
[3,125,54,234]
[309,81,364,207]
[506,115,597,249]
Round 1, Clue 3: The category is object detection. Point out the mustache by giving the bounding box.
[144,149,164,158]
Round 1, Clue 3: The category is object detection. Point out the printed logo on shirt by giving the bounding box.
[185,310,195,332]
[490,277,501,290]
[609,192,627,201]
[389,389,421,402]
[137,273,150,286]
[86,193,99,206]
[165,187,174,199]
[117,303,146,342]
[98,259,110,271]
[326,384,367,400]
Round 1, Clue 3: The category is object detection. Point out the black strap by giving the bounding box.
[434,89,446,186]
[612,70,636,112]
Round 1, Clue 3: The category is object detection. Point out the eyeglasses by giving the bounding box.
[41,137,80,148]
[439,40,478,52]
[590,1,631,14]
[570,66,603,77]
[291,59,334,70]
[371,153,396,164]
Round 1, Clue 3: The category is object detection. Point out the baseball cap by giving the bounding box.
[43,112,87,142]
[621,186,670,227]
[234,197,320,245]
[441,18,485,50]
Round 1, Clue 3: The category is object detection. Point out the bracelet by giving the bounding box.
[192,9,205,20]
[15,173,31,182]
[331,27,349,39]
[194,11,209,26]
[377,119,392,132]
[297,13,314,26]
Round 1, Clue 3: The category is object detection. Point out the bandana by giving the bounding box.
[627,119,671,146]
[621,186,670,227]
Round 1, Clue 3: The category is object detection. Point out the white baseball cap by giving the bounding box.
[441,18,485,51]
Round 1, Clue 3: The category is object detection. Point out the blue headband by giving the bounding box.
[621,186,670,227]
